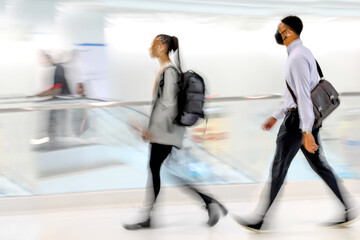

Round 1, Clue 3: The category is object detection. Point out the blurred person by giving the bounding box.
[123,34,227,230]
[35,51,71,143]
[76,82,86,97]
[36,51,71,97]
[73,82,88,136]
[63,49,86,95]
[235,15,357,232]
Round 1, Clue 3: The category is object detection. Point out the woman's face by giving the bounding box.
[149,37,164,58]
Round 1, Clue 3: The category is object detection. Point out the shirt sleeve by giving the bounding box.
[290,56,315,131]
[272,88,287,120]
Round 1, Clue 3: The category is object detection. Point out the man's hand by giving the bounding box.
[302,132,319,154]
[262,117,277,131]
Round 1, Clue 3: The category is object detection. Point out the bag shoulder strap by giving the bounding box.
[285,80,297,104]
[315,60,324,80]
[285,59,324,104]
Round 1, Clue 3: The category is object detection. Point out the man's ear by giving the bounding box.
[286,29,294,37]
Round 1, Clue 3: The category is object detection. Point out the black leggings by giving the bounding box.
[148,143,213,209]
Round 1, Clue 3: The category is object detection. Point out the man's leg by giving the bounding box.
[236,112,303,231]
[263,114,303,216]
[301,127,347,207]
[300,127,357,226]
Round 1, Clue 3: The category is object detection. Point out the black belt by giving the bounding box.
[286,107,297,113]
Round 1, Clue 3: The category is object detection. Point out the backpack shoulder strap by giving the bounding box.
[159,65,181,92]
[160,65,180,82]
[163,65,180,75]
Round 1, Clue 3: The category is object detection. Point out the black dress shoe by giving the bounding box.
[123,219,151,230]
[233,215,264,233]
[206,201,228,227]
[324,209,358,228]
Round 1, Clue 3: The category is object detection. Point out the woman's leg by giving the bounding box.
[148,143,173,208]
[124,143,172,230]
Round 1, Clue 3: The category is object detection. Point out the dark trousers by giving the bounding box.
[147,143,213,212]
[262,111,348,218]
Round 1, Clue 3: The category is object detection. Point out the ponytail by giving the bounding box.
[156,34,182,73]
[170,36,182,73]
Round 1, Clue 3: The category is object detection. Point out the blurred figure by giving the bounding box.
[36,51,71,143]
[73,82,88,136]
[36,51,71,97]
[63,49,86,96]
[235,15,357,232]
[76,82,85,97]
[123,34,227,230]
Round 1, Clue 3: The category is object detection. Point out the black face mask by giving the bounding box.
[275,30,284,45]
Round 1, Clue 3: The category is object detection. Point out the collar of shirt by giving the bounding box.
[286,39,303,55]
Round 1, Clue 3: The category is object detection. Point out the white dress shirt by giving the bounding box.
[272,39,319,132]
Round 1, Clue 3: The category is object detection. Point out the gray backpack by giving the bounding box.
[176,70,206,126]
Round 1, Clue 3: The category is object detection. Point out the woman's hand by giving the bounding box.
[142,130,152,142]
[130,121,151,142]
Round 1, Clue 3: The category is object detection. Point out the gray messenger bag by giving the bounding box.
[286,60,340,129]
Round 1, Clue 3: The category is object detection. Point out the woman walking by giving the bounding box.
[124,34,227,230]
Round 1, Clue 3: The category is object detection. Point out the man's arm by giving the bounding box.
[291,57,314,132]
[291,57,318,153]
[262,116,277,131]
[262,89,287,131]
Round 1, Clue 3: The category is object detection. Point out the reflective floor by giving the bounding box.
[0,196,358,240]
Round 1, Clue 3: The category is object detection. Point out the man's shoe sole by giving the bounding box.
[323,217,359,228]
[232,215,269,233]
[241,224,263,233]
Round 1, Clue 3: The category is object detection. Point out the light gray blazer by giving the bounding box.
[148,64,185,148]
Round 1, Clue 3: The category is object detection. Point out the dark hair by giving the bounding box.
[281,15,303,35]
[156,34,182,73]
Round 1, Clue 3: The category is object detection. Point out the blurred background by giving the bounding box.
[0,0,359,211]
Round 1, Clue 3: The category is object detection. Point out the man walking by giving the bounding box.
[236,15,356,232]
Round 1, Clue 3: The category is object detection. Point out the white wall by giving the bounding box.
[105,14,360,101]
[0,6,360,100]
[0,0,56,96]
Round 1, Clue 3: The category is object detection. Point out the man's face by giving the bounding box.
[277,23,292,46]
